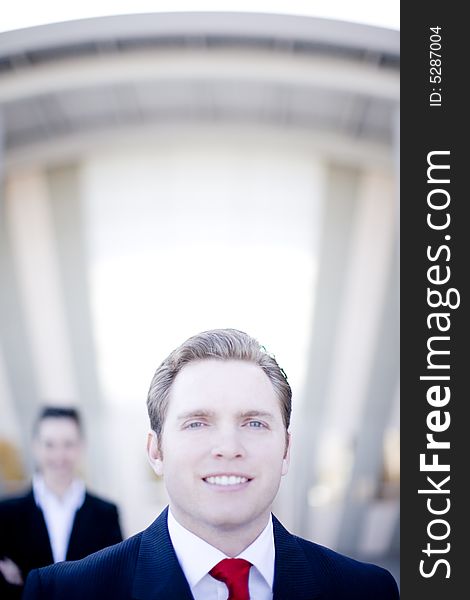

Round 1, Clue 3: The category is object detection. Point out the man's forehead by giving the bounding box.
[36,417,81,436]
[169,359,274,397]
[173,358,270,383]
[166,359,280,415]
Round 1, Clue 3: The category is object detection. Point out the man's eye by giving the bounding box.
[247,420,265,428]
[186,421,205,429]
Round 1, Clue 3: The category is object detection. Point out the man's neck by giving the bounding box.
[169,507,270,557]
[42,475,75,500]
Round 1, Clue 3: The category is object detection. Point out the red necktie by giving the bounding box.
[209,558,252,600]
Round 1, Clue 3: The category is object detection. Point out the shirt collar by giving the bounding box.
[32,473,86,510]
[167,508,275,589]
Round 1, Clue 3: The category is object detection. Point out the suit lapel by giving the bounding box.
[132,507,194,600]
[25,491,54,566]
[272,515,324,600]
[131,508,325,600]
[66,494,88,559]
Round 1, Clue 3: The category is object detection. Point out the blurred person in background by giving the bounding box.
[23,330,398,599]
[0,406,123,599]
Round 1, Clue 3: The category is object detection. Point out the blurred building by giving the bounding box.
[0,11,399,582]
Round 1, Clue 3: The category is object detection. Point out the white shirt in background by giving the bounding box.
[167,509,274,600]
[32,474,86,563]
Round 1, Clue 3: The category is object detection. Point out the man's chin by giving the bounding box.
[46,471,74,485]
[201,508,264,532]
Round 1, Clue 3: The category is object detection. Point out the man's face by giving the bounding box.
[33,417,83,485]
[148,359,290,540]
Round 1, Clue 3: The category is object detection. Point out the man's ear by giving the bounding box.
[147,430,163,477]
[281,432,291,477]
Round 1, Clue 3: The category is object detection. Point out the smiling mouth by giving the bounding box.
[204,475,250,486]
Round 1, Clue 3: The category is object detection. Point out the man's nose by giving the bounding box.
[210,428,245,459]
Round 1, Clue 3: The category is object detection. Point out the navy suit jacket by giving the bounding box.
[23,507,399,599]
[0,488,122,599]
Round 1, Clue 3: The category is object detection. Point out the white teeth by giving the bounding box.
[205,475,248,486]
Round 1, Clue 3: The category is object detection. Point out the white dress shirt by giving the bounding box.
[167,509,274,600]
[32,474,86,563]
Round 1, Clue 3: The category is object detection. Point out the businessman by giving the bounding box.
[0,407,122,599]
[23,329,399,599]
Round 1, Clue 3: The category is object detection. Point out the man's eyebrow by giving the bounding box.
[176,410,215,421]
[176,410,275,420]
[238,410,275,420]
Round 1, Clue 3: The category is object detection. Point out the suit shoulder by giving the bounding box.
[295,536,399,598]
[53,531,141,573]
[0,490,32,515]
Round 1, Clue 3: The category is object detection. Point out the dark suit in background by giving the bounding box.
[0,488,122,599]
[23,507,398,600]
